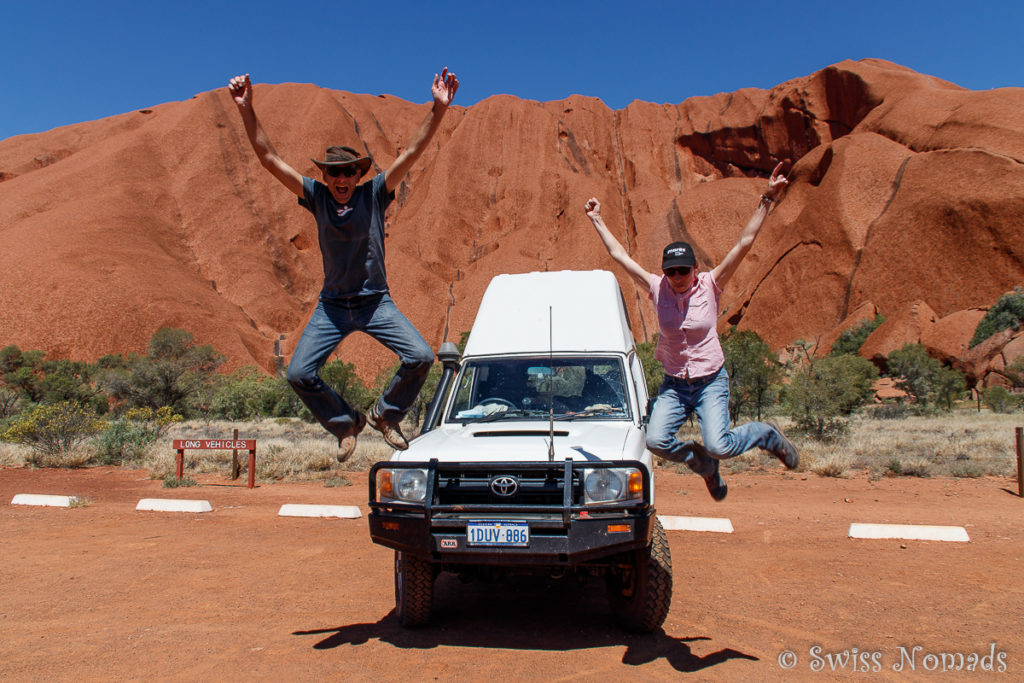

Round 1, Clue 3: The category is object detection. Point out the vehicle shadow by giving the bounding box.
[293,573,758,673]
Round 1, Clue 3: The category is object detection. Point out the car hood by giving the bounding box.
[393,420,648,464]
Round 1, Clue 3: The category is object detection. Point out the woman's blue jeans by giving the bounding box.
[646,367,783,477]
[286,294,433,440]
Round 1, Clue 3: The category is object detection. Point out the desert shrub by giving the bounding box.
[970,287,1024,348]
[317,359,375,414]
[981,386,1021,413]
[722,328,782,423]
[810,452,850,477]
[163,475,197,488]
[2,401,104,464]
[897,458,932,477]
[0,385,22,421]
[102,328,224,416]
[886,344,966,410]
[864,402,907,420]
[0,346,108,413]
[830,315,885,356]
[783,353,878,440]
[1004,356,1024,389]
[209,367,298,420]
[94,406,183,464]
[950,462,985,478]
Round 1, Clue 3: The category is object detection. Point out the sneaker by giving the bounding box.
[704,460,728,502]
[368,408,409,451]
[766,420,799,469]
[337,412,366,463]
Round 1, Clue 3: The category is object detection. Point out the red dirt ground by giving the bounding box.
[2,466,1022,680]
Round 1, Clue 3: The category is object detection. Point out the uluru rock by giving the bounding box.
[858,300,938,368]
[1,58,1022,388]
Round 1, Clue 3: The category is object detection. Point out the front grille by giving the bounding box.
[437,469,581,506]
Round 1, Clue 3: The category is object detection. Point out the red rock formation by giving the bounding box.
[858,301,938,368]
[1,59,1022,389]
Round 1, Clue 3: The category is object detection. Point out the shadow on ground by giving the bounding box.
[294,573,757,673]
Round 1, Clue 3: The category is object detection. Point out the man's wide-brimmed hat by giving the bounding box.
[311,145,372,175]
[662,241,697,269]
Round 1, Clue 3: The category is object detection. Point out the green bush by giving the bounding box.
[970,287,1024,348]
[722,328,782,423]
[102,328,224,417]
[830,315,885,356]
[783,354,878,440]
[886,344,966,410]
[94,407,183,464]
[2,401,105,461]
[1,345,108,412]
[981,386,1021,413]
[95,419,157,464]
[209,367,298,420]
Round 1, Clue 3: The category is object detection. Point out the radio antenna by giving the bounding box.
[548,305,555,462]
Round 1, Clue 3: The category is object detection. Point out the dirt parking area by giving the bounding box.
[2,466,1022,681]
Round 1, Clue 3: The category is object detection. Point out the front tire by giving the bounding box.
[607,518,673,633]
[395,551,435,628]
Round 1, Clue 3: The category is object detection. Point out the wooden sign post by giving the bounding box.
[172,438,258,489]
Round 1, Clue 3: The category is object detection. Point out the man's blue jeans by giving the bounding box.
[646,367,783,477]
[286,294,433,440]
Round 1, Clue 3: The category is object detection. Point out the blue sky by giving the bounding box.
[2,0,1021,141]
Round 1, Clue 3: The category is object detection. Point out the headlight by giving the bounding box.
[583,467,643,504]
[378,468,428,502]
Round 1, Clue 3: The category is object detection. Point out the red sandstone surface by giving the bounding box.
[1,59,1022,386]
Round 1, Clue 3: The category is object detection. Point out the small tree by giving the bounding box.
[981,386,1021,413]
[783,354,878,440]
[103,328,224,416]
[722,328,782,423]
[886,344,966,410]
[320,359,375,414]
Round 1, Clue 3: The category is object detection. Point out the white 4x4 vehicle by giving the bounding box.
[368,270,671,632]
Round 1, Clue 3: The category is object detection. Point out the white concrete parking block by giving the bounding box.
[659,515,734,533]
[136,498,213,513]
[848,523,969,542]
[11,494,80,507]
[278,504,362,519]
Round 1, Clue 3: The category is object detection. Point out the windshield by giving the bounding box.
[447,357,631,422]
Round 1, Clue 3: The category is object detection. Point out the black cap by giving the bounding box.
[662,241,696,269]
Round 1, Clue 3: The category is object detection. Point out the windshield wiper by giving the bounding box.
[462,409,536,424]
[554,407,626,420]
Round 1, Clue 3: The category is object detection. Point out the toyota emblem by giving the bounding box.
[490,475,519,497]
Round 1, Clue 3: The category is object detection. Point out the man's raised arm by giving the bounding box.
[228,74,304,198]
[384,67,459,194]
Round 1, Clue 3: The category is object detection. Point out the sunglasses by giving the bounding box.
[663,266,693,277]
[325,165,362,178]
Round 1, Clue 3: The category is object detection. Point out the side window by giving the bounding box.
[450,365,479,416]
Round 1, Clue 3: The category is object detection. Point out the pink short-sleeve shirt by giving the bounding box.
[648,271,725,379]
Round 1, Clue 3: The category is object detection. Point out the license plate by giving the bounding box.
[466,520,530,547]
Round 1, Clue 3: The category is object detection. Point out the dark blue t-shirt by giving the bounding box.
[298,173,395,300]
